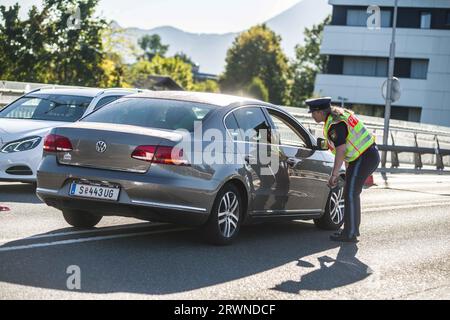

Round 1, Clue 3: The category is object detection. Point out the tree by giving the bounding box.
[138,34,169,61]
[290,15,331,108]
[127,55,193,90]
[0,0,109,87]
[245,77,268,101]
[220,24,290,105]
[174,52,196,67]
[0,4,50,82]
[100,24,132,88]
[193,80,220,93]
[43,0,108,86]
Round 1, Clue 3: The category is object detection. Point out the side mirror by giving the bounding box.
[315,138,328,151]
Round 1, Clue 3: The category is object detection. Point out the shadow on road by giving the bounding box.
[0,183,41,204]
[0,221,372,296]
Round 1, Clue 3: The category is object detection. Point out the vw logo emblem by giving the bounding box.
[96,141,107,153]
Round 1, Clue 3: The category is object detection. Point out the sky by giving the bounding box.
[1,0,303,33]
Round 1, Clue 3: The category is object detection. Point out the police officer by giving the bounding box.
[306,97,380,243]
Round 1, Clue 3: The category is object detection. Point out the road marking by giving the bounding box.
[364,201,450,213]
[0,227,188,252]
[26,222,168,240]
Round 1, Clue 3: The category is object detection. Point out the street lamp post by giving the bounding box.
[381,0,399,181]
[338,96,348,109]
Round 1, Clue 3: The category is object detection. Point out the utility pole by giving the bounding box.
[381,0,399,181]
[338,96,348,109]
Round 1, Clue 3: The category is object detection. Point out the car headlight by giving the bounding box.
[1,136,42,153]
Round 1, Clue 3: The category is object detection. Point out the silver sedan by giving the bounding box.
[36,91,345,245]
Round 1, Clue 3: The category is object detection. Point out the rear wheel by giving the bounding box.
[62,209,102,228]
[203,184,242,246]
[314,184,345,230]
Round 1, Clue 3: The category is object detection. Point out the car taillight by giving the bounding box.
[43,134,73,152]
[131,145,188,166]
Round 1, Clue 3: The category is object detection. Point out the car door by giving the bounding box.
[230,106,280,214]
[264,108,330,213]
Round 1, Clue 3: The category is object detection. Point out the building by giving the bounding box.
[314,0,450,126]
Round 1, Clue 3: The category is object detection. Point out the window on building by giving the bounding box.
[410,59,429,79]
[343,57,387,77]
[420,12,431,29]
[346,9,367,26]
[446,11,450,25]
[346,8,391,27]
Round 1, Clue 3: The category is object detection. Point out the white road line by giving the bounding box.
[26,222,167,240]
[364,201,450,213]
[0,228,188,252]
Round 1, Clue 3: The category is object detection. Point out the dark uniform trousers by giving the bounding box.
[343,144,381,237]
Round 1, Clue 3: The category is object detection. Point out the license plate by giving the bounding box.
[69,183,120,201]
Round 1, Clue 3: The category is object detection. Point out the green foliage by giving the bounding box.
[220,24,290,105]
[138,34,169,60]
[174,52,196,67]
[127,56,193,90]
[100,25,132,87]
[192,80,220,93]
[245,77,269,101]
[0,0,108,87]
[290,15,331,108]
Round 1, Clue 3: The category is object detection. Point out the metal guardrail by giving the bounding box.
[295,115,450,176]
[376,143,450,175]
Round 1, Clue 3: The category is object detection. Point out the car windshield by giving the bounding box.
[82,98,215,132]
[0,94,93,122]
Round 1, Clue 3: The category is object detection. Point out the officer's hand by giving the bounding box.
[328,175,338,188]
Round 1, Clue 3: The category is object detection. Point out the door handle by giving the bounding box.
[244,155,256,164]
[286,158,298,167]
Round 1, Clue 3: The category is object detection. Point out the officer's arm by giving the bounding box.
[332,145,346,177]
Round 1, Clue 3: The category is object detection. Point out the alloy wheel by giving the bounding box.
[217,191,240,238]
[329,187,345,225]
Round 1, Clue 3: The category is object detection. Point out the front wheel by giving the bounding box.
[62,209,102,228]
[202,184,243,246]
[314,184,345,230]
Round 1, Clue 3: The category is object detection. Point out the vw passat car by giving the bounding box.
[36,91,345,245]
[0,87,144,183]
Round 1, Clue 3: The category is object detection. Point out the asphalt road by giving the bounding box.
[0,173,449,300]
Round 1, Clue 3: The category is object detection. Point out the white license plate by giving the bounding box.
[69,183,120,201]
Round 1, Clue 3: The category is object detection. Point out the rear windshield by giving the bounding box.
[0,94,92,122]
[82,98,215,132]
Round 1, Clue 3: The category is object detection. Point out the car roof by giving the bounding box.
[126,91,266,108]
[26,88,144,98]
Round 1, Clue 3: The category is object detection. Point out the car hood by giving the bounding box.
[0,118,68,145]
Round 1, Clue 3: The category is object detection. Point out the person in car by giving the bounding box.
[307,97,380,243]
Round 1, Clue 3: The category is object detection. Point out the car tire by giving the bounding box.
[62,209,102,228]
[314,184,345,231]
[203,184,243,246]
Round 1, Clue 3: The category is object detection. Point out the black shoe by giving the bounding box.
[329,234,359,243]
[334,230,360,237]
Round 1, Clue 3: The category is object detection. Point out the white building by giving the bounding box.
[314,0,450,126]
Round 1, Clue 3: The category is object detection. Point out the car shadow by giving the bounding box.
[0,183,41,204]
[0,221,372,296]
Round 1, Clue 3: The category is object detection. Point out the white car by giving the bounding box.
[0,87,145,183]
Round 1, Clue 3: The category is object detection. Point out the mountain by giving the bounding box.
[117,0,331,75]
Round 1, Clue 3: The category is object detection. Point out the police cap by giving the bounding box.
[305,97,331,113]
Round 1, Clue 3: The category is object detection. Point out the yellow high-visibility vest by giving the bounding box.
[323,111,375,163]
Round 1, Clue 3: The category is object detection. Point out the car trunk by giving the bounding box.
[53,122,183,173]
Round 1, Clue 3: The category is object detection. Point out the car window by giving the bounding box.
[83,97,215,132]
[267,109,307,148]
[94,95,122,111]
[224,112,242,140]
[0,94,92,122]
[232,107,271,144]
